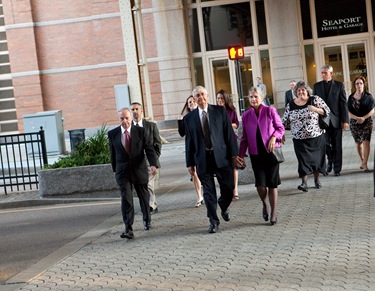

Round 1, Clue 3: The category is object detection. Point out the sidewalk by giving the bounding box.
[3,129,375,290]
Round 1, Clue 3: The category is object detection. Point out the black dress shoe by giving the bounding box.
[208,224,219,233]
[120,229,134,239]
[327,163,333,173]
[334,172,340,177]
[270,218,277,226]
[315,181,322,189]
[150,207,158,215]
[298,183,308,192]
[221,210,230,221]
[143,221,151,230]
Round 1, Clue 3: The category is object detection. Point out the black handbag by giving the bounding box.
[310,96,330,130]
[272,147,285,163]
[319,113,330,130]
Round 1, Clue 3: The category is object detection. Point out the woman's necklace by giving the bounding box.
[354,91,363,100]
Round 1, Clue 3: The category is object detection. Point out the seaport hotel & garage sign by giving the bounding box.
[315,0,367,38]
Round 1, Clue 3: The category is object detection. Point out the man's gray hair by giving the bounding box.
[321,64,333,72]
[192,85,207,96]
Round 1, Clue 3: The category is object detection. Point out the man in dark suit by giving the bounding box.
[108,107,158,239]
[131,101,162,215]
[313,64,349,176]
[184,86,245,234]
[284,80,296,106]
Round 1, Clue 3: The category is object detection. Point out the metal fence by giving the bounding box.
[0,127,48,195]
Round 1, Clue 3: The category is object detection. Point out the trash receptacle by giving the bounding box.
[68,129,86,152]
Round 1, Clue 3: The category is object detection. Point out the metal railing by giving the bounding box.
[0,127,48,195]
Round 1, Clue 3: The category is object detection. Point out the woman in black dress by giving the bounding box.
[347,76,375,172]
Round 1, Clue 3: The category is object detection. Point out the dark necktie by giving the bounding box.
[202,111,212,150]
[124,130,131,154]
[135,123,140,127]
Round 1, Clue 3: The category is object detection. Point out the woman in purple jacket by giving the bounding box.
[216,89,240,200]
[239,87,285,225]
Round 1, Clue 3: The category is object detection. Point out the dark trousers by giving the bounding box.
[198,151,234,225]
[325,125,343,173]
[120,181,151,230]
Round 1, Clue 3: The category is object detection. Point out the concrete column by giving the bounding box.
[118,0,143,105]
[266,0,304,109]
[151,0,193,119]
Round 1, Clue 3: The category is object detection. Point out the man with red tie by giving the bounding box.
[108,107,158,239]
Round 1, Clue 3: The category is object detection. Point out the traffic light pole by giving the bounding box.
[235,59,245,115]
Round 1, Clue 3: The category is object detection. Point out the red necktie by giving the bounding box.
[124,130,131,154]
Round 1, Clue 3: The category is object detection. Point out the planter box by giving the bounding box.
[38,164,119,197]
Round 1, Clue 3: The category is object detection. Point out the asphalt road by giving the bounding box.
[0,201,120,283]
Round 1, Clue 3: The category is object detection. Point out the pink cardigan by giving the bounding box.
[239,105,285,157]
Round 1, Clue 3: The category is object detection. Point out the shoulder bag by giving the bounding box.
[311,96,330,130]
[267,106,285,163]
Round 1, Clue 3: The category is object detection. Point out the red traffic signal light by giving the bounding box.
[228,45,244,60]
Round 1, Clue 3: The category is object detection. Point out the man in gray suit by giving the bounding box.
[108,108,158,239]
[131,102,162,215]
[184,86,245,234]
[313,64,349,176]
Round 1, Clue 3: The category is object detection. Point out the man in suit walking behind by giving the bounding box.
[313,64,349,176]
[184,86,245,234]
[131,101,162,215]
[284,80,296,106]
[108,107,158,239]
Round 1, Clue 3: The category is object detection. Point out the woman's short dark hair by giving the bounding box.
[294,80,313,97]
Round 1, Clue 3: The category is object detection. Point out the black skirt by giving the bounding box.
[250,127,281,188]
[293,134,327,177]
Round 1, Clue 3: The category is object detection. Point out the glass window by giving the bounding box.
[259,50,273,103]
[202,3,253,51]
[255,0,267,45]
[315,0,367,38]
[304,44,316,86]
[193,57,204,86]
[300,0,312,40]
[239,57,254,112]
[189,9,201,53]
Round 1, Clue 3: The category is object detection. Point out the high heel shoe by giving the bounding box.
[195,199,204,208]
[270,218,277,225]
[262,209,269,222]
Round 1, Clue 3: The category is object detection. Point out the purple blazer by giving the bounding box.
[239,105,285,157]
[227,108,239,139]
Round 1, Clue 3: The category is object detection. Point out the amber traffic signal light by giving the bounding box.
[228,45,244,60]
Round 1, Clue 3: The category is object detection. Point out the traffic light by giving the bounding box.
[228,45,244,60]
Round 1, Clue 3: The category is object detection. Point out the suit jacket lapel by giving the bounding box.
[328,80,336,98]
[207,104,216,129]
[193,108,204,136]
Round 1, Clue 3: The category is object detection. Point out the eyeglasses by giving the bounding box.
[131,108,141,111]
[355,82,364,85]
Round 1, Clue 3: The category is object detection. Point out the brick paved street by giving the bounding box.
[3,130,375,290]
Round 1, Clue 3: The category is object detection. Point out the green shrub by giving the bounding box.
[45,125,110,169]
